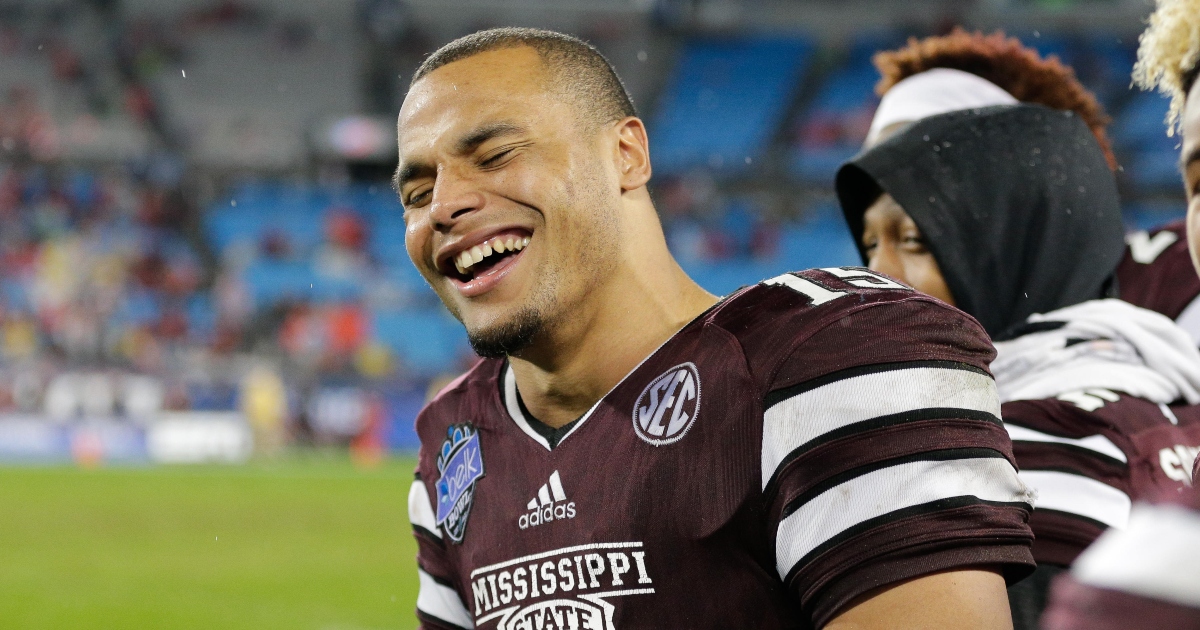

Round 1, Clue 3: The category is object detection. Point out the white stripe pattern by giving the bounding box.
[776,457,1030,580]
[1018,470,1131,529]
[763,367,1000,489]
[408,480,441,538]
[417,568,474,629]
[1073,503,1200,608]
[1005,424,1128,463]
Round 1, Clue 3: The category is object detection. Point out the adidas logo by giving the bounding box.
[518,470,576,530]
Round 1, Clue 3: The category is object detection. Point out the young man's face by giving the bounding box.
[860,194,957,306]
[396,47,624,357]
[1183,79,1200,276]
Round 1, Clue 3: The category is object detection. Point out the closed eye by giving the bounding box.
[479,142,530,169]
[481,150,511,167]
[405,187,432,208]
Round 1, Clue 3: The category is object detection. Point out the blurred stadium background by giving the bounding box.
[0,0,1187,627]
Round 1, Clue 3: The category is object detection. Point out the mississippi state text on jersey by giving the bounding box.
[408,267,1036,630]
[1003,392,1200,566]
[1118,220,1200,346]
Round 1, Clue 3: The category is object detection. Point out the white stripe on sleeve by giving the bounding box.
[417,568,474,629]
[763,366,1000,489]
[1018,470,1131,529]
[776,457,1029,580]
[408,480,441,538]
[1072,503,1200,608]
[1005,423,1128,463]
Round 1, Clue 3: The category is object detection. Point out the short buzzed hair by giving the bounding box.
[410,27,637,127]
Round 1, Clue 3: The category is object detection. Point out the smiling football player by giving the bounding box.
[398,27,1035,630]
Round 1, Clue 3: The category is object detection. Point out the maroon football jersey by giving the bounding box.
[1118,220,1200,345]
[1003,393,1200,566]
[407,267,1035,630]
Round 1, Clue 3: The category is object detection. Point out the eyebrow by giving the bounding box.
[392,122,529,194]
[455,121,526,154]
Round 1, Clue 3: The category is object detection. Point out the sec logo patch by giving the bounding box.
[632,362,701,446]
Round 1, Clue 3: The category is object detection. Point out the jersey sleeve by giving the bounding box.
[1001,398,1133,566]
[408,471,474,630]
[751,270,1036,627]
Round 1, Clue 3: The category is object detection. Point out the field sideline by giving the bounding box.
[0,455,421,630]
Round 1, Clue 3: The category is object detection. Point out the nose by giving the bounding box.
[868,242,906,284]
[429,167,486,232]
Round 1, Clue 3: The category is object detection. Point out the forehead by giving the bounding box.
[398,47,559,152]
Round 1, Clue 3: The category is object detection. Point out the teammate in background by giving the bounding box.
[835,104,1200,630]
[1040,2,1200,627]
[399,27,1035,630]
[864,28,1200,345]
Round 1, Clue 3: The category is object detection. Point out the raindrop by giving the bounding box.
[922,135,930,142]
[637,50,647,62]
[744,156,752,164]
[1033,30,1040,38]
[230,199,237,207]
[181,69,187,78]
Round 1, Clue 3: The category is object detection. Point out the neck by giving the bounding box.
[509,213,718,428]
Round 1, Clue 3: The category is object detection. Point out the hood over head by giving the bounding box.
[836,103,1125,338]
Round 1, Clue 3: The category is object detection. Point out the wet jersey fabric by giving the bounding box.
[1041,493,1200,630]
[1117,220,1200,347]
[407,267,1035,630]
[1002,393,1200,566]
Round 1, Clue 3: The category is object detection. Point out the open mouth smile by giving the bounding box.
[438,229,532,298]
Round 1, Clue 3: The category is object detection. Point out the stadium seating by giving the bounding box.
[650,35,814,175]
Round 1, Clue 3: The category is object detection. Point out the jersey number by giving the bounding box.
[763,268,908,306]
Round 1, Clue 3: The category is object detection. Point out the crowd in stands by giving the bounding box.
[0,0,1190,451]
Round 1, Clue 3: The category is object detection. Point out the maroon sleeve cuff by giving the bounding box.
[796,502,1035,627]
[809,543,1034,627]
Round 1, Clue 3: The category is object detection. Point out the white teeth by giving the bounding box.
[452,235,530,275]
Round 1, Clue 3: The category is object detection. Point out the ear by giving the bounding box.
[613,117,652,191]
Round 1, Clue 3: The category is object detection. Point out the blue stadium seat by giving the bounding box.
[651,35,814,174]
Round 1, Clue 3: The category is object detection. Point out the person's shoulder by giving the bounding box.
[704,267,995,388]
[416,358,503,435]
[1118,218,1200,320]
[1004,389,1181,437]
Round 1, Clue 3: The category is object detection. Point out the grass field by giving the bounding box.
[0,455,421,630]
